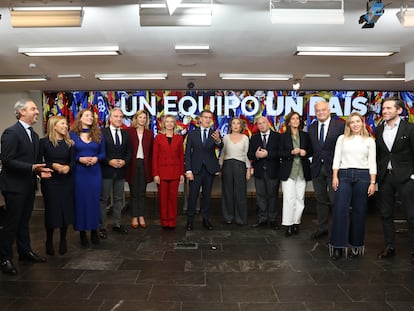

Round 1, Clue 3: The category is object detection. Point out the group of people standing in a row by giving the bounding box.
[1,96,414,276]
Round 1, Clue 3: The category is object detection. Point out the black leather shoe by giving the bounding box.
[112,225,128,234]
[1,260,17,275]
[251,221,268,228]
[331,248,342,261]
[202,219,214,230]
[225,220,232,225]
[310,230,328,239]
[269,221,280,230]
[186,222,193,231]
[377,246,395,259]
[19,251,47,263]
[285,226,293,237]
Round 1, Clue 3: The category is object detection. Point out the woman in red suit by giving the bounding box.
[126,110,153,229]
[152,115,184,229]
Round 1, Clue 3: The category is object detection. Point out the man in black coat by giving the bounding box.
[0,99,52,275]
[99,108,131,238]
[248,116,281,230]
[375,97,414,262]
[308,100,344,239]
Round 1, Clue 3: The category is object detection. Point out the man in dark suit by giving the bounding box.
[99,108,131,238]
[248,116,281,230]
[0,99,53,275]
[308,100,344,239]
[185,110,223,231]
[375,97,414,262]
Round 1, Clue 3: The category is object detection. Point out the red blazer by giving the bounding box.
[126,127,153,184]
[152,133,184,180]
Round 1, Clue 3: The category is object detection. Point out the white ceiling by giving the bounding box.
[1,0,414,92]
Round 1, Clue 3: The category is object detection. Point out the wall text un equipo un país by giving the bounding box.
[120,95,369,117]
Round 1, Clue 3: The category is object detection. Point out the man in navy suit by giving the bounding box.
[248,116,281,229]
[99,108,131,238]
[308,100,344,239]
[0,99,53,275]
[375,97,414,262]
[185,110,223,231]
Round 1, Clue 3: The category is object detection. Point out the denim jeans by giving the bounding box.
[330,168,370,249]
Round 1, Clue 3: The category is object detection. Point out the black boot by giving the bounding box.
[80,231,89,248]
[46,228,55,256]
[90,230,100,245]
[59,227,67,255]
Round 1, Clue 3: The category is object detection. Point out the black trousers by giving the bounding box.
[378,173,414,251]
[0,189,35,260]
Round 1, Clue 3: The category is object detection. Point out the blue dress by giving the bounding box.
[70,132,105,231]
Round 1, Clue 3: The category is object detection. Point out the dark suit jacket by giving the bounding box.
[100,127,132,180]
[247,130,280,179]
[376,120,414,184]
[125,127,153,184]
[308,118,344,178]
[279,131,313,181]
[0,122,38,193]
[184,127,223,175]
[153,133,184,180]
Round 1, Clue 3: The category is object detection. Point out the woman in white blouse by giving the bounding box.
[219,117,251,225]
[329,112,377,260]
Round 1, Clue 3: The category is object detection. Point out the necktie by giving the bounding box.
[262,134,267,148]
[319,123,325,145]
[115,128,121,147]
[203,129,208,144]
[28,126,34,142]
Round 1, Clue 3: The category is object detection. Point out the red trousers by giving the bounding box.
[157,179,180,227]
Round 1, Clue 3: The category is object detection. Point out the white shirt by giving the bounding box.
[383,117,401,169]
[109,125,122,145]
[19,120,32,142]
[318,117,331,142]
[136,132,144,159]
[332,135,377,175]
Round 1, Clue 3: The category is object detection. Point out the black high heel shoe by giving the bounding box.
[285,226,293,237]
[331,248,343,261]
[46,240,55,256]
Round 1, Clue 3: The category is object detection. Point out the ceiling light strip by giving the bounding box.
[295,46,399,57]
[219,73,293,81]
[341,75,405,81]
[0,75,48,82]
[95,73,168,80]
[18,46,120,56]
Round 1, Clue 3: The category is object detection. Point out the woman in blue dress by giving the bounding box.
[70,109,105,248]
[39,116,75,256]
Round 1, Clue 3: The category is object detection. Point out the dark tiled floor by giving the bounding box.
[1,196,414,311]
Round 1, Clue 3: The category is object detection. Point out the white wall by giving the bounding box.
[0,91,43,137]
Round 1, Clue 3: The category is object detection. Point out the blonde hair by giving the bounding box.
[229,117,246,133]
[160,115,177,134]
[71,109,101,143]
[344,112,369,138]
[131,110,150,129]
[47,116,74,147]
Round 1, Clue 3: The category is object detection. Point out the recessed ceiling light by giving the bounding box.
[219,73,293,81]
[295,46,399,57]
[95,73,168,80]
[18,46,120,56]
